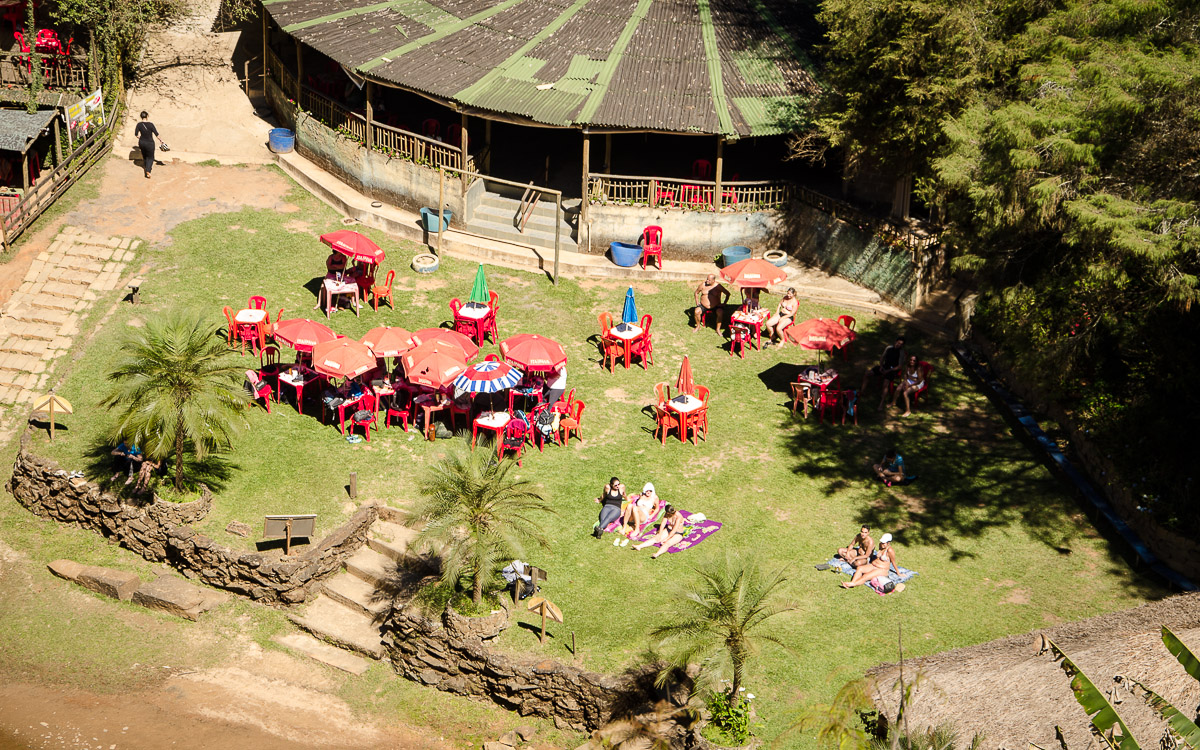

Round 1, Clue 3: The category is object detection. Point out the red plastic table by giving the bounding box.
[471,411,512,457]
[664,394,704,444]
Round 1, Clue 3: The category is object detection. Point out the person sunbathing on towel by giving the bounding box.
[837,525,875,568]
[632,505,686,559]
[615,483,659,547]
[841,533,897,588]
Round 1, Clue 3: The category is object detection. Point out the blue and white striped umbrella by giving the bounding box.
[453,360,524,393]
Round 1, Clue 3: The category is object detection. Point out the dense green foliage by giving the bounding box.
[809,0,1200,532]
[101,309,245,491]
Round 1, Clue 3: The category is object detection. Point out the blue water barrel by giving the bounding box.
[722,246,752,267]
[420,208,452,232]
[268,128,295,154]
[610,241,643,267]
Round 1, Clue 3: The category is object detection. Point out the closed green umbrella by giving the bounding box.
[468,264,490,305]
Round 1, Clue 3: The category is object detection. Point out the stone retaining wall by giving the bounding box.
[6,434,376,604]
[384,603,630,731]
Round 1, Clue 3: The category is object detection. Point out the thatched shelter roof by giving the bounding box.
[264,0,820,137]
[868,593,1200,749]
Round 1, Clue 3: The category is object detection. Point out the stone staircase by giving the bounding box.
[279,514,417,673]
[467,191,580,253]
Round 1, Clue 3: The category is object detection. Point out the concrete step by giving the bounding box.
[272,632,372,675]
[321,571,390,618]
[473,202,564,234]
[287,595,385,659]
[345,546,394,587]
[478,194,561,223]
[369,520,418,562]
[5,304,70,327]
[467,217,578,253]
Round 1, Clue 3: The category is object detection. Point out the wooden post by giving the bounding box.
[544,154,550,186]
[554,193,561,286]
[604,133,611,173]
[580,130,589,226]
[53,117,61,166]
[243,59,250,97]
[48,398,56,441]
[261,8,267,93]
[21,152,29,192]
[364,81,374,151]
[437,166,444,256]
[484,119,492,173]
[571,631,576,656]
[284,518,293,556]
[294,41,303,100]
[649,178,657,208]
[714,136,724,212]
[349,471,357,499]
[459,112,469,184]
[540,605,547,644]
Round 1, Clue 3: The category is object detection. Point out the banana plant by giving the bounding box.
[1051,626,1200,750]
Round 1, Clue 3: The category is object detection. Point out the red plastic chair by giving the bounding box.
[422,119,440,139]
[887,361,934,406]
[552,387,575,415]
[445,124,462,147]
[630,314,654,369]
[248,295,266,310]
[12,31,31,73]
[447,394,473,430]
[222,306,237,347]
[730,323,750,358]
[498,418,529,465]
[818,388,845,424]
[558,400,584,446]
[371,269,395,311]
[654,404,680,445]
[259,344,282,394]
[484,290,500,342]
[246,370,272,413]
[350,393,378,441]
[692,159,713,180]
[693,384,710,440]
[640,225,663,270]
[837,314,857,360]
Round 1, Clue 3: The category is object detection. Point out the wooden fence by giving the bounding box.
[266,46,467,172]
[587,173,792,213]
[588,173,938,251]
[1,105,119,252]
[0,50,89,92]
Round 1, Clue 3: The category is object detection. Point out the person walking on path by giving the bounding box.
[134,111,164,179]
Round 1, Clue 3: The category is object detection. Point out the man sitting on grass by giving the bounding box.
[835,526,875,569]
[873,448,915,486]
[841,533,898,589]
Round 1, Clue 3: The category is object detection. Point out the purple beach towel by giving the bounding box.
[634,510,722,553]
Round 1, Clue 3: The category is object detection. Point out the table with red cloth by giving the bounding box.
[730,308,769,350]
[454,301,491,343]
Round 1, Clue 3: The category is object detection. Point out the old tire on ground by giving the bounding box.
[763,249,788,267]
[412,253,439,274]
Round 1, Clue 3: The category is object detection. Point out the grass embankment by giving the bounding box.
[12,170,1165,747]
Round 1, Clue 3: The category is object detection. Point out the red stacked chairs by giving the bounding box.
[640,225,663,270]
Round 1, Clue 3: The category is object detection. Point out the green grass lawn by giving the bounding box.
[21,167,1166,747]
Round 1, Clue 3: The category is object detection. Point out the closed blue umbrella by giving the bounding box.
[621,286,638,325]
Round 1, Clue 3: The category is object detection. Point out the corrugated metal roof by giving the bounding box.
[0,108,56,153]
[266,0,819,136]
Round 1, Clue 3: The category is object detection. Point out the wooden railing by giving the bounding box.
[0,50,89,91]
[587,173,792,212]
[2,104,120,252]
[589,173,939,251]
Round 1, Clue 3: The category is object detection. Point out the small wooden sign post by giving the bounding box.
[526,595,563,644]
[264,514,317,555]
[30,393,73,441]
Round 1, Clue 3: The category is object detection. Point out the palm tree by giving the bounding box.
[101,310,245,492]
[651,555,798,702]
[410,448,554,607]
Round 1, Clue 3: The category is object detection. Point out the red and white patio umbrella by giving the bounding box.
[361,326,414,358]
[719,258,787,288]
[311,338,376,380]
[319,230,385,265]
[273,318,337,353]
[409,327,480,362]
[402,341,468,389]
[499,334,567,372]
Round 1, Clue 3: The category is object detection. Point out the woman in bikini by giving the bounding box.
[766,288,800,345]
[890,356,925,417]
[615,483,659,546]
[632,505,686,559]
[841,534,897,588]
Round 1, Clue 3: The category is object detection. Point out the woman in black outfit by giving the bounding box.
[133,111,162,179]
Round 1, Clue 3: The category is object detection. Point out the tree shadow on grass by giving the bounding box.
[77,436,237,496]
[784,358,1123,565]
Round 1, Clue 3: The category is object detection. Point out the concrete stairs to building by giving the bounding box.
[283,512,420,670]
[467,191,579,253]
